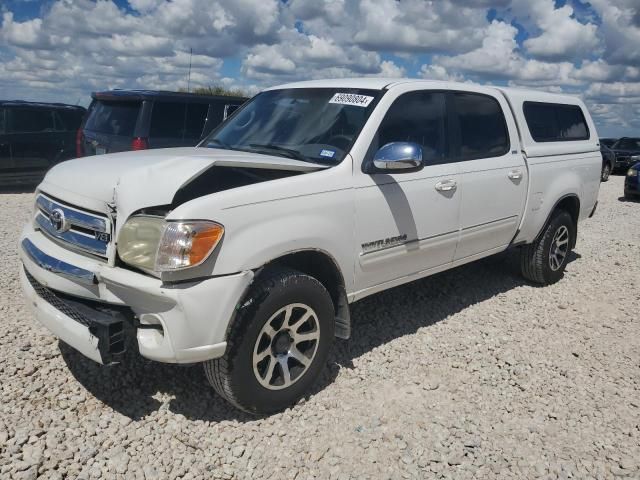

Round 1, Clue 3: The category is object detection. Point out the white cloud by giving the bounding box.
[511,0,601,61]
[1,0,640,135]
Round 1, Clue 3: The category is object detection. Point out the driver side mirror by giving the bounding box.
[366,142,424,174]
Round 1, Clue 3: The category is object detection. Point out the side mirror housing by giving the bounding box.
[366,142,424,174]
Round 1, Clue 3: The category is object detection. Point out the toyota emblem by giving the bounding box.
[49,208,70,233]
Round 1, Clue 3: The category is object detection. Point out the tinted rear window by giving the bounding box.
[8,108,55,133]
[452,92,509,160]
[523,102,589,142]
[85,101,140,136]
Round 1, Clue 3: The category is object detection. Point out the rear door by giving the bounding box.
[83,99,142,154]
[451,91,527,261]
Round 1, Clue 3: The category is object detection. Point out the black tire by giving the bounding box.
[601,163,611,182]
[520,210,576,285]
[204,267,334,414]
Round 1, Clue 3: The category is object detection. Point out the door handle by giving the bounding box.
[508,170,523,180]
[435,180,457,192]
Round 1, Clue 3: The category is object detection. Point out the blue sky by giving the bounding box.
[1,0,640,136]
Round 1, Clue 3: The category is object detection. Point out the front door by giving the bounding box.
[353,90,461,296]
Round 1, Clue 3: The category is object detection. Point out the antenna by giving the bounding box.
[187,47,192,93]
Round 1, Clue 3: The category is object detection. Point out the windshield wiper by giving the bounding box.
[248,143,308,162]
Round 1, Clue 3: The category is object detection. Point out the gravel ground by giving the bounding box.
[1,176,639,480]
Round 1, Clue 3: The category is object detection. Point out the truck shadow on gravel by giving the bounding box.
[60,249,580,422]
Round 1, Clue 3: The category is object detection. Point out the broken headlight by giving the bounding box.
[117,216,224,272]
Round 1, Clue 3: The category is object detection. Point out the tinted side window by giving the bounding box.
[183,103,209,139]
[55,109,84,132]
[0,108,5,133]
[373,91,447,164]
[523,102,589,142]
[224,104,241,119]
[452,93,509,160]
[150,102,186,138]
[8,108,55,133]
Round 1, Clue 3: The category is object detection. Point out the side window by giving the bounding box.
[523,102,589,142]
[224,104,241,119]
[8,108,55,133]
[0,108,5,133]
[149,102,186,138]
[372,91,447,164]
[452,93,509,160]
[183,103,209,140]
[55,109,84,132]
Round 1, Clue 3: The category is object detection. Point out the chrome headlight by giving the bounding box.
[631,155,640,162]
[628,168,638,177]
[117,216,224,272]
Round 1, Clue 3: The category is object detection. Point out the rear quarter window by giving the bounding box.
[523,102,590,142]
[55,109,84,132]
[150,102,186,138]
[184,103,209,139]
[85,101,141,136]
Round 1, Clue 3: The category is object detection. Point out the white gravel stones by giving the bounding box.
[1,176,639,479]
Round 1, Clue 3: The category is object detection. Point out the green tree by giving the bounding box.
[180,85,248,98]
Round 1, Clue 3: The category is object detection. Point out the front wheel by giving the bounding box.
[601,163,611,182]
[204,267,334,414]
[520,210,576,285]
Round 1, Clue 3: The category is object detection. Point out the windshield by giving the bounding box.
[613,138,640,150]
[202,88,383,165]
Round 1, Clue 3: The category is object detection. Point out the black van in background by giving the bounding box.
[79,90,247,156]
[0,101,86,186]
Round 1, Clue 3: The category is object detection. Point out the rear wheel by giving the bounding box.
[204,267,334,414]
[520,210,575,285]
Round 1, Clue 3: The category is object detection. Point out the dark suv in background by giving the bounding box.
[79,90,247,156]
[610,137,640,173]
[0,101,85,186]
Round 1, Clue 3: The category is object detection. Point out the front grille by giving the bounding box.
[35,193,111,258]
[25,268,91,327]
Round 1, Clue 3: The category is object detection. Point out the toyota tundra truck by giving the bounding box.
[19,79,601,414]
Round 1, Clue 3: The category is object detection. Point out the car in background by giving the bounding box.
[600,137,617,148]
[0,101,85,186]
[624,162,640,199]
[610,137,640,173]
[600,144,615,182]
[78,90,247,157]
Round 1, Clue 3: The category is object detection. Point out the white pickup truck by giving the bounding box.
[19,79,601,413]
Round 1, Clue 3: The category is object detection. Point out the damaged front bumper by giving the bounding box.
[19,224,254,365]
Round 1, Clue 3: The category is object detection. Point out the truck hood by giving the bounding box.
[40,147,325,217]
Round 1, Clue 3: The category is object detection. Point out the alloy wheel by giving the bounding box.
[252,303,321,390]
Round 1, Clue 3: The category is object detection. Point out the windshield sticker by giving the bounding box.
[320,149,336,158]
[329,93,374,108]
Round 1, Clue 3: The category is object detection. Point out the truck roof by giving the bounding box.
[267,78,584,106]
[92,89,247,103]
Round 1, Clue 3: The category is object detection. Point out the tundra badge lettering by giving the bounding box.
[361,234,408,253]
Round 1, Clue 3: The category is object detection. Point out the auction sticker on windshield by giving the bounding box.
[329,93,374,107]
